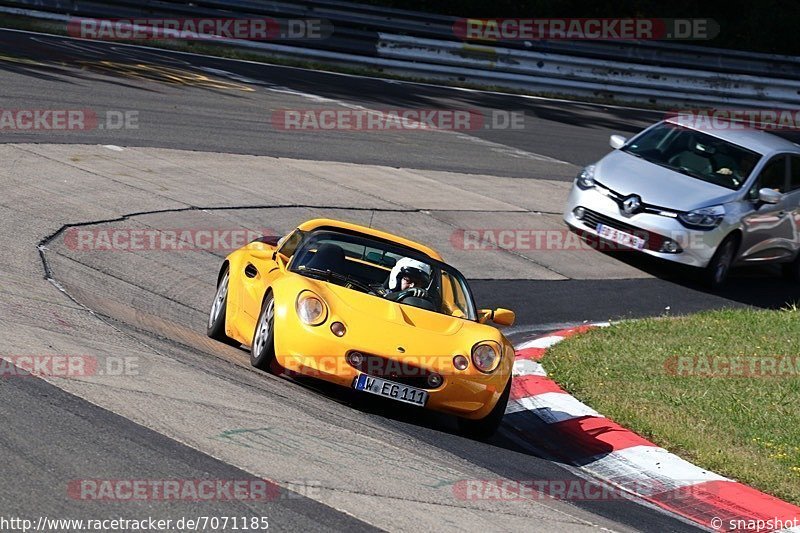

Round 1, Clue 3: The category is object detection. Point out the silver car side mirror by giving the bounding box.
[609,134,627,149]
[758,188,782,204]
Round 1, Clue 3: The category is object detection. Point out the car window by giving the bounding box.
[627,123,679,153]
[440,270,470,318]
[623,122,761,190]
[314,238,401,268]
[748,156,788,200]
[277,229,304,258]
[790,156,800,192]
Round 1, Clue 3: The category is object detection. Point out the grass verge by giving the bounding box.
[542,308,800,505]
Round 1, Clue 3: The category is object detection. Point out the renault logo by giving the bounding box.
[622,195,641,215]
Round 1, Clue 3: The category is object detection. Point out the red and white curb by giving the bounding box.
[507,324,800,533]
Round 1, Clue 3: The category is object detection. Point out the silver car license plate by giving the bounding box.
[596,223,646,250]
[354,374,428,407]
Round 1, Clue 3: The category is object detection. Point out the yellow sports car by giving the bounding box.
[207,218,516,438]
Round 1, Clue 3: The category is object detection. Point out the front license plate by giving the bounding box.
[596,223,646,250]
[354,374,428,407]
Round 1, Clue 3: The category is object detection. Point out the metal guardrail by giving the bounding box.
[378,34,800,106]
[2,0,800,108]
[92,0,800,80]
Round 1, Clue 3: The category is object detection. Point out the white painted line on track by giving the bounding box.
[506,391,604,422]
[512,359,547,377]
[583,445,729,495]
[517,335,565,350]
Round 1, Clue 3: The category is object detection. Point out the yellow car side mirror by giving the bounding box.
[492,308,515,327]
[477,308,515,326]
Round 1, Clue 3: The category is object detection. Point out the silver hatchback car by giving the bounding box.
[563,118,800,288]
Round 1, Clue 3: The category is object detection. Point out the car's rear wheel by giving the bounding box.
[703,235,738,290]
[251,292,276,372]
[207,267,239,346]
[457,377,511,441]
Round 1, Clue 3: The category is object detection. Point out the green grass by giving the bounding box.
[542,308,800,505]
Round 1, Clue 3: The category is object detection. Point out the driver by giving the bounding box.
[381,257,432,302]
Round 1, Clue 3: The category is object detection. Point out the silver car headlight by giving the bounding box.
[678,205,725,229]
[296,291,328,326]
[575,165,596,190]
[471,341,501,373]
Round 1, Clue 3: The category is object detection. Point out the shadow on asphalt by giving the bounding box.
[470,252,800,328]
[604,250,800,310]
[0,31,255,96]
[276,365,612,464]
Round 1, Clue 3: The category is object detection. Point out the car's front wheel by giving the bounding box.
[251,292,276,372]
[457,377,511,441]
[703,235,738,290]
[207,267,239,346]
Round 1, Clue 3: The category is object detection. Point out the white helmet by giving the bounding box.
[389,257,432,290]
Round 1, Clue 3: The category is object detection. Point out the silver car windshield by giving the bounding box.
[622,123,762,190]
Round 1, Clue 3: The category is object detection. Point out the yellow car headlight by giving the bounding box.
[471,341,501,373]
[296,291,328,326]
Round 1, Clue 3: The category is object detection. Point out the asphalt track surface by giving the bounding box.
[2,27,798,532]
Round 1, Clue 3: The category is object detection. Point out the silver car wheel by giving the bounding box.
[208,271,229,328]
[253,298,274,356]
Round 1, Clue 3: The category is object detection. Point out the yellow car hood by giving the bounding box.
[318,281,465,336]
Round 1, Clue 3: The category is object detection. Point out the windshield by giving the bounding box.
[622,122,762,190]
[289,230,477,320]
